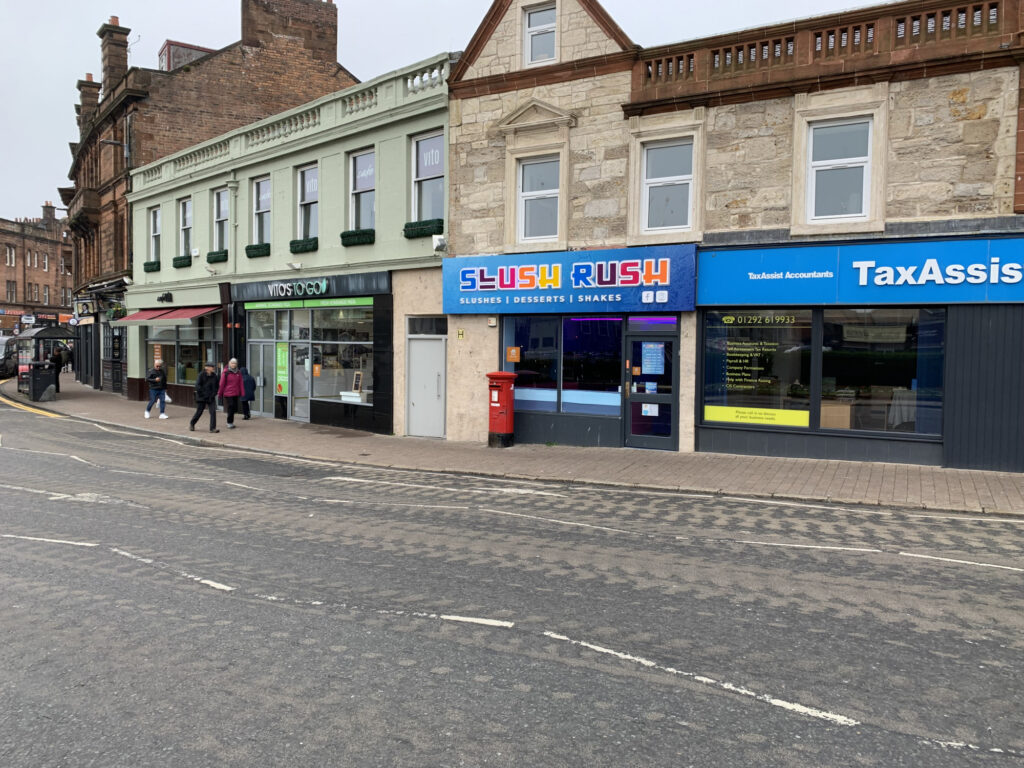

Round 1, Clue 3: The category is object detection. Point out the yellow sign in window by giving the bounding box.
[704,405,810,427]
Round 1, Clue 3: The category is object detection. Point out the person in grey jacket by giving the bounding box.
[189,362,220,433]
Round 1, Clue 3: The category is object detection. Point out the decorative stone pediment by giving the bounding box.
[497,99,577,137]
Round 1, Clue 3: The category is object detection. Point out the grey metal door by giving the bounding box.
[247,343,275,415]
[407,337,446,437]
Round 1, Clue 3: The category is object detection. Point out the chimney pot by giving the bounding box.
[86,72,94,81]
[110,15,119,25]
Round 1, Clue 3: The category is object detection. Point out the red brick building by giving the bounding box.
[61,0,358,392]
[0,203,73,334]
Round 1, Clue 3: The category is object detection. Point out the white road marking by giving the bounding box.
[734,540,884,553]
[905,513,1024,524]
[323,476,565,498]
[111,547,236,592]
[543,631,859,727]
[440,615,515,628]
[898,552,1024,573]
[224,481,267,492]
[2,534,98,547]
[479,507,640,536]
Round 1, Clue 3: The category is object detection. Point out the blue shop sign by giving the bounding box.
[443,244,696,314]
[698,237,1024,305]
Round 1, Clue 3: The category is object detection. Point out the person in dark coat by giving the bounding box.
[189,362,220,433]
[143,360,168,418]
[49,347,64,394]
[240,366,256,420]
[218,357,245,429]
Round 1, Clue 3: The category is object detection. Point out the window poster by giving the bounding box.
[275,342,289,395]
[641,342,664,375]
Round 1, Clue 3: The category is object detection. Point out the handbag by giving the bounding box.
[164,392,172,403]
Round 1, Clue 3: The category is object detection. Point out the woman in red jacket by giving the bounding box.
[218,357,245,429]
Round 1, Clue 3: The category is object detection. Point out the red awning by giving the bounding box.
[154,306,221,321]
[112,309,174,325]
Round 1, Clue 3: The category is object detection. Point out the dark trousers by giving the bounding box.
[241,400,251,419]
[190,400,217,430]
[224,396,240,425]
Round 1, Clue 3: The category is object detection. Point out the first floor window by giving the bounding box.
[179,198,193,256]
[149,207,161,261]
[702,307,943,435]
[32,283,39,302]
[351,151,375,229]
[518,156,559,241]
[43,286,49,305]
[809,118,871,219]
[254,177,271,244]
[42,253,48,272]
[413,133,444,221]
[643,139,693,231]
[298,166,318,239]
[213,188,229,251]
[5,281,15,302]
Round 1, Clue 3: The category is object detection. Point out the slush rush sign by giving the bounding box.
[443,245,696,314]
[697,237,1024,305]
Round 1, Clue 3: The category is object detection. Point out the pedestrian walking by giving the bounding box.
[143,360,169,418]
[218,357,244,429]
[189,361,220,432]
[49,346,63,394]
[240,366,256,420]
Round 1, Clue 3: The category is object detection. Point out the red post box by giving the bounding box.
[486,371,517,448]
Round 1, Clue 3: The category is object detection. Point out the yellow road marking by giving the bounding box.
[0,388,66,418]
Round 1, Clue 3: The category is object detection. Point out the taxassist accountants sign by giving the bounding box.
[442,245,696,314]
[698,237,1024,305]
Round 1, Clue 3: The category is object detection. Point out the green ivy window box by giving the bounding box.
[403,219,444,239]
[206,250,228,264]
[246,243,271,258]
[290,237,319,254]
[172,255,193,269]
[142,261,161,273]
[341,229,375,247]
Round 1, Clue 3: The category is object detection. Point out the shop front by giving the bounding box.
[443,245,696,449]
[231,272,393,433]
[697,237,1024,470]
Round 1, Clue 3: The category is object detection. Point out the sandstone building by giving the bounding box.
[61,0,357,393]
[0,203,73,334]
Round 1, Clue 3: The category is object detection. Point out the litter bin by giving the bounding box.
[486,371,517,448]
[28,361,56,401]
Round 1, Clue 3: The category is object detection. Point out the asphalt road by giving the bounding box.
[1,405,1022,767]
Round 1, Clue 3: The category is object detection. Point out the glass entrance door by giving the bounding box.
[624,336,677,449]
[291,343,311,421]
[247,343,276,415]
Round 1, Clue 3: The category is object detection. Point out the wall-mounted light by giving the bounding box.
[286,262,302,270]
[205,266,218,275]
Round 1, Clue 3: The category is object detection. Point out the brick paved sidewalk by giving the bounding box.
[4,378,1024,515]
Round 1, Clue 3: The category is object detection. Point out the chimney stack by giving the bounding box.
[241,0,338,63]
[97,16,130,94]
[42,202,56,222]
[77,73,102,130]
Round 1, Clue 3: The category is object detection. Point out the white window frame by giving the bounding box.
[253,176,271,245]
[43,285,49,305]
[6,281,15,302]
[297,164,319,239]
[32,251,38,269]
[412,132,445,221]
[791,85,887,236]
[808,117,871,222]
[517,155,560,243]
[149,207,161,262]
[524,3,557,66]
[4,245,13,267]
[350,150,376,230]
[42,253,48,272]
[178,198,193,257]
[32,283,39,302]
[641,138,694,233]
[213,188,229,251]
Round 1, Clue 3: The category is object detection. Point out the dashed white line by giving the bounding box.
[898,552,1024,573]
[543,631,860,727]
[111,547,236,592]
[2,534,99,547]
[479,507,640,536]
[440,614,515,628]
[735,540,883,553]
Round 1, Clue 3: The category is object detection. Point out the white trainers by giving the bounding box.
[159,413,169,419]
[144,410,151,419]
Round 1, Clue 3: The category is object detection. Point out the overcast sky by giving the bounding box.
[0,0,885,220]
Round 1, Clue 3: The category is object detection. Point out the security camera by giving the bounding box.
[205,266,218,275]
[432,234,448,252]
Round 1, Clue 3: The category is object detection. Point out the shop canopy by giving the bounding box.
[113,306,220,326]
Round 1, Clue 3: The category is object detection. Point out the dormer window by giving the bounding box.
[525,4,556,66]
